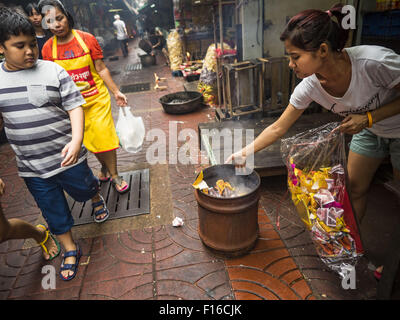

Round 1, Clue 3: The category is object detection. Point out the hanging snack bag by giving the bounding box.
[280,122,363,278]
[167,29,183,71]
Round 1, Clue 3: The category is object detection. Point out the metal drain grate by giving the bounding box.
[125,63,142,71]
[120,82,150,93]
[67,169,150,226]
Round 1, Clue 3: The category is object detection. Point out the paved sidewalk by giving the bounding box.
[1,39,398,300]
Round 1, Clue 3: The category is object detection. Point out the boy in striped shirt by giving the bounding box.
[0,7,109,281]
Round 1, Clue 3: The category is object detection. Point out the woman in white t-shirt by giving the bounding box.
[227,4,400,278]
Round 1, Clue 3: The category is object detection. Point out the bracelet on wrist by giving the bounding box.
[366,111,373,128]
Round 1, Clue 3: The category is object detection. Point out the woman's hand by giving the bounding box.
[61,140,82,167]
[0,178,5,197]
[338,113,369,135]
[225,150,250,174]
[114,91,128,107]
[225,150,247,167]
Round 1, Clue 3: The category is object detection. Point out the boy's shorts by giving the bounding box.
[350,129,400,171]
[24,160,99,235]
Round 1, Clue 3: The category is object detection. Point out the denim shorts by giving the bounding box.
[349,129,400,170]
[24,160,99,235]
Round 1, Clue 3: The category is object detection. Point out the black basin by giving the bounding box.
[159,91,203,114]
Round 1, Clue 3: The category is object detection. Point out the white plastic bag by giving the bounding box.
[115,107,145,153]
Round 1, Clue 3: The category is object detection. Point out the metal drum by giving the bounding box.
[194,164,261,257]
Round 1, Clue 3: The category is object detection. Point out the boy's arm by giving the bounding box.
[60,106,84,167]
[0,114,3,131]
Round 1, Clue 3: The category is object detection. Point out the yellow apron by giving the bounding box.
[52,29,119,153]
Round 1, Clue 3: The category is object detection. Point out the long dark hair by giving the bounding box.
[24,2,52,40]
[38,0,74,29]
[24,3,40,16]
[280,3,350,52]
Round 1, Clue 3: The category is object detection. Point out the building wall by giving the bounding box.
[354,0,378,45]
[263,0,343,57]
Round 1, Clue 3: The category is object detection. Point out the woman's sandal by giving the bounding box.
[111,176,130,194]
[36,224,61,261]
[374,266,384,281]
[98,167,111,183]
[60,244,82,281]
[99,176,111,183]
[92,195,110,223]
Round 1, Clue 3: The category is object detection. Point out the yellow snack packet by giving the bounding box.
[192,171,209,190]
[336,217,350,233]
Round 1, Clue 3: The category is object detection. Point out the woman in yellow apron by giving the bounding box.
[40,0,129,195]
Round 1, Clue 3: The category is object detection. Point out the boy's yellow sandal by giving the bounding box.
[36,224,61,261]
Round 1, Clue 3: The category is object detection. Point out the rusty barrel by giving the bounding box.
[195,164,261,257]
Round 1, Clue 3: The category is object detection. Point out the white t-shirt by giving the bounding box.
[290,45,400,138]
[113,19,128,40]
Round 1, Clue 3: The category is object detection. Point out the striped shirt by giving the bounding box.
[0,60,87,178]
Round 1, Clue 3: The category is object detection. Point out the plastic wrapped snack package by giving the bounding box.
[280,122,363,278]
[167,30,183,71]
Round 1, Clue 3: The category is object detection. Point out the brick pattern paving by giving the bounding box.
[0,40,381,300]
[258,176,378,299]
[225,209,314,300]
